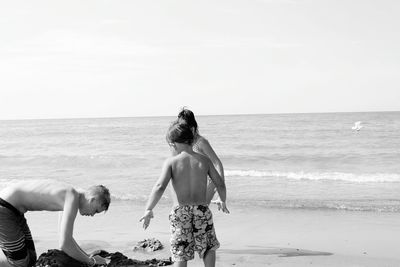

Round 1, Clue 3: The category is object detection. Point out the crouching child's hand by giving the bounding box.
[139,209,154,230]
[90,255,108,266]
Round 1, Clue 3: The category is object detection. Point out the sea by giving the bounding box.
[0,111,399,213]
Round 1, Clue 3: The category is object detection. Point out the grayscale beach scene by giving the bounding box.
[1,1,399,266]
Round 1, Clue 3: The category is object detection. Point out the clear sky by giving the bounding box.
[0,0,399,120]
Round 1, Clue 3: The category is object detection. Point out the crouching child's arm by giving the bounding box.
[140,159,172,229]
[59,189,107,266]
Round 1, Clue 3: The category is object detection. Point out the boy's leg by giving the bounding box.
[0,216,28,266]
[203,250,216,267]
[169,206,195,264]
[0,231,32,267]
[0,251,13,267]
[21,218,36,266]
[174,260,187,267]
[192,206,220,267]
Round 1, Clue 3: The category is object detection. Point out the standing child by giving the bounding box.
[140,122,229,267]
[176,108,225,205]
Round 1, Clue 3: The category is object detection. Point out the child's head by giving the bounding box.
[80,185,111,216]
[177,107,198,136]
[166,121,194,146]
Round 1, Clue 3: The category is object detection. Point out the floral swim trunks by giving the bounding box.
[169,205,220,262]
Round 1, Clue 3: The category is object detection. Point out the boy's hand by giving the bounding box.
[139,210,154,229]
[91,255,108,266]
[211,199,230,214]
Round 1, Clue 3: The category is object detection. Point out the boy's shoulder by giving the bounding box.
[195,135,209,146]
[167,151,210,163]
[164,154,185,165]
[192,150,209,160]
[190,151,213,167]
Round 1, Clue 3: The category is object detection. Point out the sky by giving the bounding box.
[0,0,399,120]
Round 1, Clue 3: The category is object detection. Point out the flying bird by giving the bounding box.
[352,121,363,131]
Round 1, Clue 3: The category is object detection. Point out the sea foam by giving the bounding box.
[225,170,400,183]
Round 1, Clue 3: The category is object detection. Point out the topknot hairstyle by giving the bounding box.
[177,107,198,136]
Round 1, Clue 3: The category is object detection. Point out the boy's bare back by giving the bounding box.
[168,151,213,206]
[0,180,73,214]
[140,120,228,234]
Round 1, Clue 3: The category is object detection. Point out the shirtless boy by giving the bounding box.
[140,121,229,267]
[0,180,110,267]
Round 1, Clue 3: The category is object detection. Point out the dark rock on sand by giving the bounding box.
[35,249,173,267]
[133,238,164,252]
[34,249,84,267]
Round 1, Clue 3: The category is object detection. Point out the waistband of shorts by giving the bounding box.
[0,198,22,217]
[172,204,209,209]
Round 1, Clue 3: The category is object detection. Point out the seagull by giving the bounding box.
[352,121,363,131]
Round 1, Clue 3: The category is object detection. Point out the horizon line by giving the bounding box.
[0,110,399,122]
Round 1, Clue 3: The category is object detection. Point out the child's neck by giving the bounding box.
[175,143,193,154]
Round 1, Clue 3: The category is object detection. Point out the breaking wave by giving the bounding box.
[225,170,400,183]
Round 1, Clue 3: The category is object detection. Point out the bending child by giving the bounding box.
[0,180,110,267]
[140,121,229,267]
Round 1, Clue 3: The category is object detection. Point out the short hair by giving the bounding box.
[177,107,198,136]
[166,121,194,145]
[87,185,111,211]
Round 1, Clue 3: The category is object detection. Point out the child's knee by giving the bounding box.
[7,255,31,267]
[174,261,188,267]
[203,249,216,258]
[27,250,37,267]
[2,248,36,267]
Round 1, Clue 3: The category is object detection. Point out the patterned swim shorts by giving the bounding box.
[0,198,37,267]
[169,205,220,262]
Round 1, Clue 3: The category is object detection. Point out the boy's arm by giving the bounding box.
[140,158,172,229]
[207,159,229,213]
[199,138,225,203]
[58,189,96,265]
[207,161,226,202]
[199,138,225,179]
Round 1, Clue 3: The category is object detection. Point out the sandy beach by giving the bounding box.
[1,201,397,267]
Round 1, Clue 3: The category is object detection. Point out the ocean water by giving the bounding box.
[0,112,399,213]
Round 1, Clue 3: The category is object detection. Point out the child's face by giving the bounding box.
[79,197,106,216]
